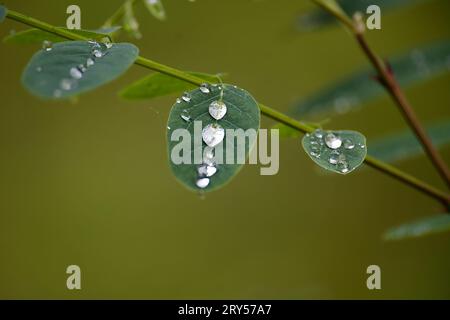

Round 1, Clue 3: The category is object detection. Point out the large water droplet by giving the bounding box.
[182,92,191,102]
[202,123,225,147]
[209,101,227,120]
[180,109,191,122]
[196,177,210,189]
[325,133,342,149]
[70,67,83,80]
[200,83,210,94]
[198,165,217,177]
[343,139,355,150]
[42,40,53,51]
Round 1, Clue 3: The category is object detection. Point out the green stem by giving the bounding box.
[4,9,450,205]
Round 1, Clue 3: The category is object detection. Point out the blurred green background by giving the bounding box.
[0,0,449,299]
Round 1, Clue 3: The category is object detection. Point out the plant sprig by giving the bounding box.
[3,8,450,205]
[311,0,450,189]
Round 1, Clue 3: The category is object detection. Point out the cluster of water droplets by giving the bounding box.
[40,40,113,98]
[176,83,228,189]
[305,129,365,174]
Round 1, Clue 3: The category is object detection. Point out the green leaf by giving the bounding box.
[144,0,166,21]
[369,120,450,163]
[383,214,450,241]
[290,41,450,118]
[167,84,260,192]
[302,129,367,174]
[3,27,121,44]
[120,71,223,100]
[0,5,7,23]
[22,41,139,99]
[299,0,427,31]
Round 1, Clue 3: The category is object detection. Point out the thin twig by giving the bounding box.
[311,1,450,189]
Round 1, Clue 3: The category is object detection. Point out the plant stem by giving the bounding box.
[310,1,450,189]
[4,9,450,205]
[354,32,450,189]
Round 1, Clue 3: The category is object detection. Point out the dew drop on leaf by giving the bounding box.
[180,109,191,122]
[202,123,225,148]
[70,67,83,80]
[209,100,227,120]
[198,165,217,178]
[200,83,210,94]
[343,139,355,150]
[42,40,53,51]
[182,92,191,103]
[196,177,210,189]
[325,133,342,149]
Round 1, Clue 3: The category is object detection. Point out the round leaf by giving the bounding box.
[22,41,139,99]
[167,84,260,192]
[302,129,367,174]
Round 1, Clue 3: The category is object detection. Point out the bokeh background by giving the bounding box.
[0,0,449,299]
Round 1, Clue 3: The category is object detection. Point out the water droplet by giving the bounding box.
[70,67,83,80]
[105,42,113,49]
[325,133,342,149]
[338,161,349,173]
[196,177,210,189]
[209,101,227,120]
[202,123,225,147]
[42,40,53,51]
[36,66,42,72]
[200,83,210,94]
[314,129,324,139]
[86,58,95,67]
[310,151,320,158]
[182,92,191,102]
[167,126,171,130]
[329,154,339,165]
[60,78,75,91]
[204,146,215,160]
[78,64,87,73]
[176,98,181,104]
[180,109,191,122]
[337,155,349,173]
[360,143,366,149]
[92,49,103,58]
[198,165,217,177]
[343,139,355,150]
